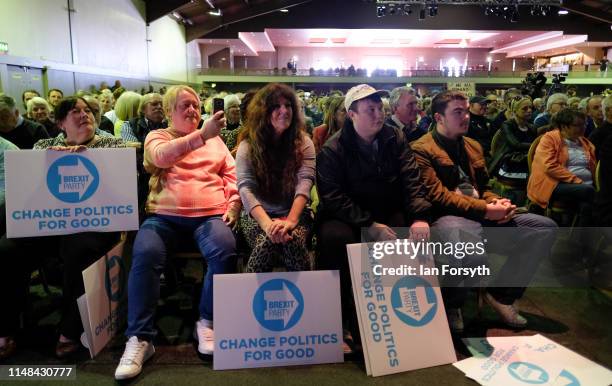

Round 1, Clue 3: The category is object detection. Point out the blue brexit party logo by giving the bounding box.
[507,362,550,384]
[557,370,580,386]
[253,279,304,331]
[390,276,437,327]
[46,155,99,203]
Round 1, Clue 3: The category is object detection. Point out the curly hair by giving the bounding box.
[243,83,305,202]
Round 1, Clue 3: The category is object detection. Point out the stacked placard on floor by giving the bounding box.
[455,334,612,385]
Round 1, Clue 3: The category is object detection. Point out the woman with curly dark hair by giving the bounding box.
[236,83,315,272]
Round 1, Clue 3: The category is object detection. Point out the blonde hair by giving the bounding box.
[511,97,532,114]
[138,93,163,116]
[100,89,114,101]
[114,91,142,121]
[163,85,199,122]
[26,97,51,117]
[204,97,213,115]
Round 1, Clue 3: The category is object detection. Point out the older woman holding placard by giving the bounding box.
[0,96,125,360]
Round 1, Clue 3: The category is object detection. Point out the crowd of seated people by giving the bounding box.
[0,80,610,381]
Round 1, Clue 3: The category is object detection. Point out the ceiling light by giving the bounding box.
[558,9,568,15]
[279,8,289,13]
[208,9,222,16]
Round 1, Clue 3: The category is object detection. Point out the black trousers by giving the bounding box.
[316,213,406,337]
[550,182,595,227]
[0,231,120,340]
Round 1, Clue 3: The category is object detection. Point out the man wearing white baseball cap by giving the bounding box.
[316,84,432,353]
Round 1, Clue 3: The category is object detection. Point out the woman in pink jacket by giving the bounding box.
[115,85,241,380]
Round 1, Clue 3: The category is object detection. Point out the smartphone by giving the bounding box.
[213,98,224,114]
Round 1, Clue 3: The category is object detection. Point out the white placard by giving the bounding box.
[213,271,343,370]
[5,148,138,237]
[447,81,476,97]
[456,335,612,386]
[78,240,127,358]
[346,242,457,377]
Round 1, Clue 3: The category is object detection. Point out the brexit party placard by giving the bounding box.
[5,148,138,237]
[346,242,456,377]
[455,335,612,386]
[213,271,343,370]
[77,240,127,358]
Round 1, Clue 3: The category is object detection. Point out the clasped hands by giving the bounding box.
[485,198,517,224]
[264,218,298,244]
[367,220,430,242]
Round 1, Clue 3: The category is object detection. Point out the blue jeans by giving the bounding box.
[126,214,236,340]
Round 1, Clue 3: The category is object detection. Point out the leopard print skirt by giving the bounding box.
[239,210,313,272]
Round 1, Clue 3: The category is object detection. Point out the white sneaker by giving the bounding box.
[114,336,155,380]
[446,308,464,333]
[194,319,214,355]
[484,292,527,328]
[80,333,89,350]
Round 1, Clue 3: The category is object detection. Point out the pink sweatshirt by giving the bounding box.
[144,128,240,217]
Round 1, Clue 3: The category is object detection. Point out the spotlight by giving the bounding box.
[377,5,386,17]
[403,4,412,15]
[419,6,426,20]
